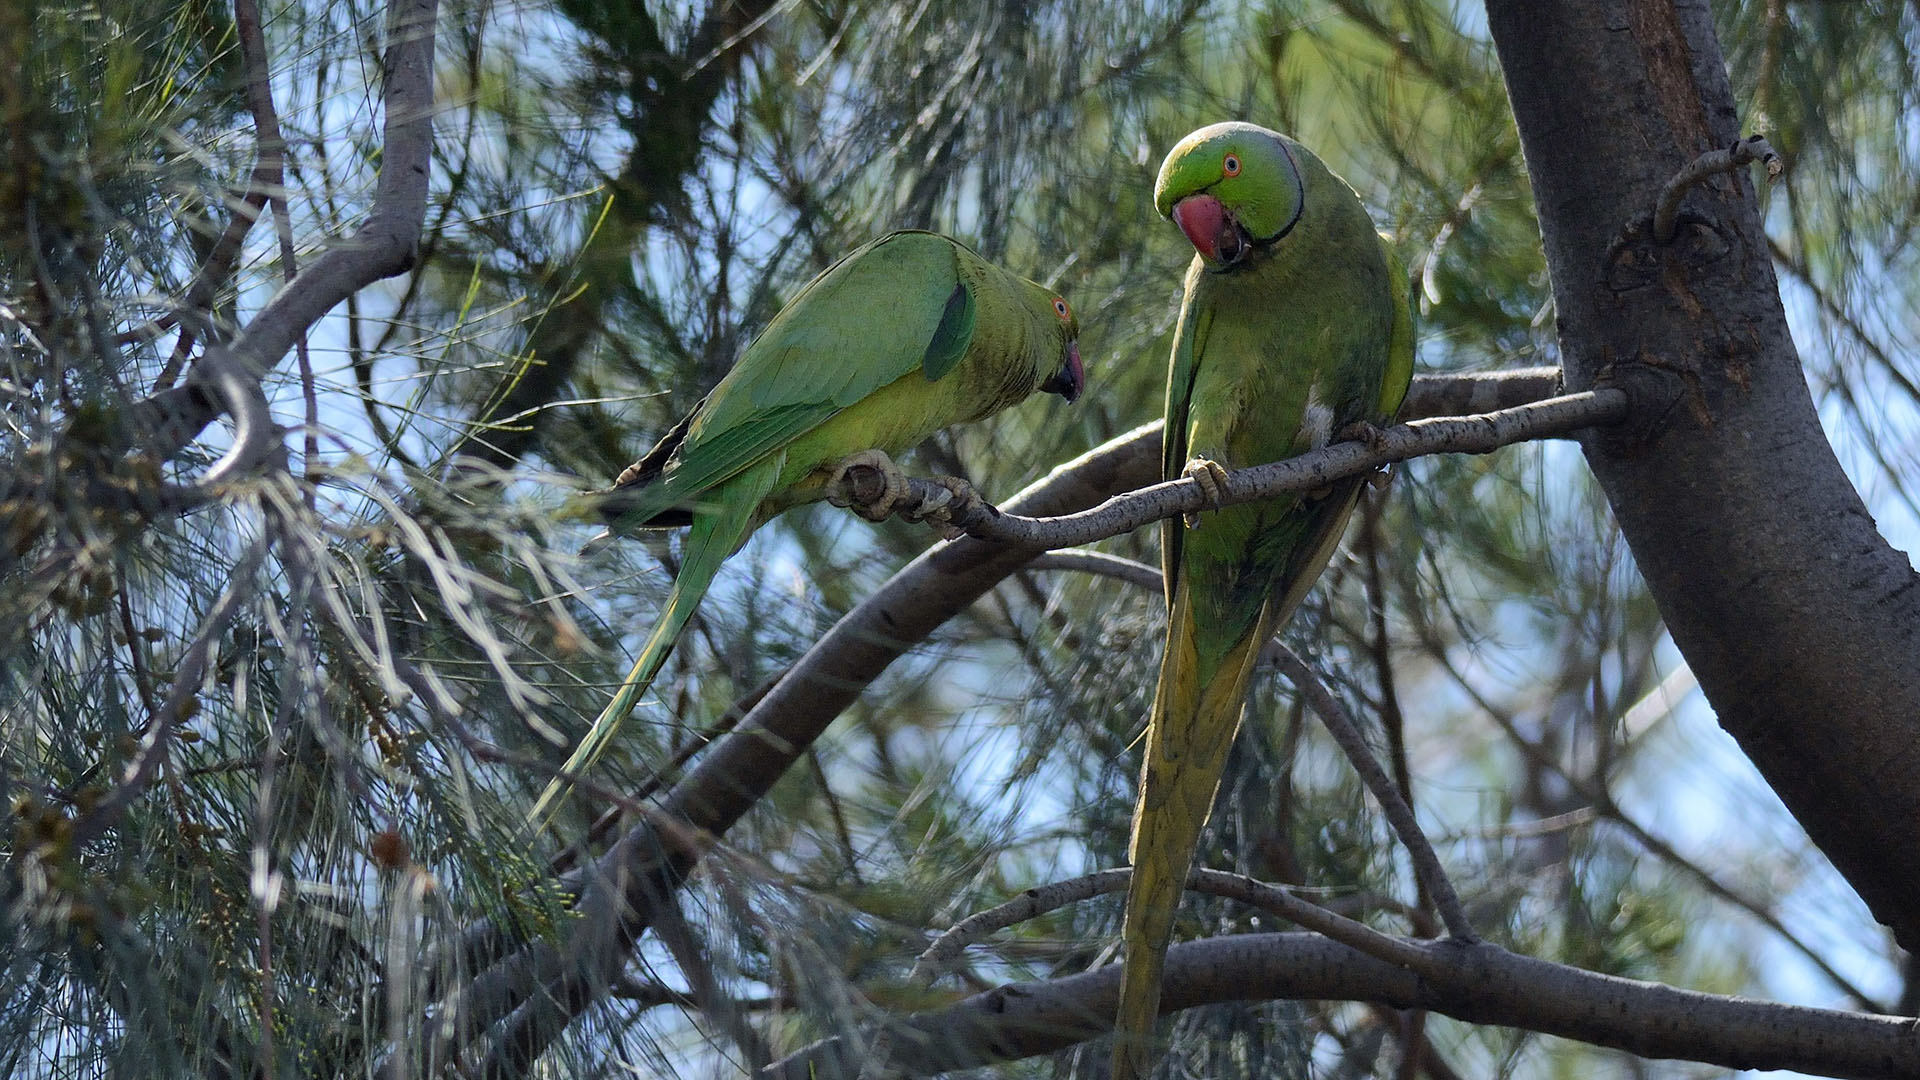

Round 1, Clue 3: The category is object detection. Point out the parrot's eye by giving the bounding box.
[1222,153,1241,177]
[1052,297,1072,321]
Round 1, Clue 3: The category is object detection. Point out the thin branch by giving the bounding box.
[230,0,317,490]
[1653,134,1783,243]
[1270,648,1474,940]
[840,390,1628,550]
[911,867,1437,989]
[766,933,1920,1080]
[1420,638,1887,1012]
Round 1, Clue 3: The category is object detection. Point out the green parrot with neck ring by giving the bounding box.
[1111,122,1413,1078]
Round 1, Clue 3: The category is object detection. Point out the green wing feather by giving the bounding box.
[920,279,976,382]
[602,232,979,532]
[1159,273,1211,607]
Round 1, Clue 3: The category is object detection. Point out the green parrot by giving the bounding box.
[533,230,1084,821]
[1111,123,1413,1076]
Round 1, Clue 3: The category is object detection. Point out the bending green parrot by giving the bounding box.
[1111,123,1413,1076]
[533,230,1084,821]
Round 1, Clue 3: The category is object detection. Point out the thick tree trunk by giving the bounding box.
[1485,0,1920,949]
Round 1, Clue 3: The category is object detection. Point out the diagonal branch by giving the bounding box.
[1269,648,1475,940]
[1020,551,1475,940]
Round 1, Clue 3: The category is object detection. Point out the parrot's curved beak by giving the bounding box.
[1171,193,1249,268]
[1041,339,1084,403]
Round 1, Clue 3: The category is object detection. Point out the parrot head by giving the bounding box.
[1153,122,1305,271]
[1036,289,1085,403]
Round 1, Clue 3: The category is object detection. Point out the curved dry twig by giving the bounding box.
[1654,134,1783,243]
[193,346,281,489]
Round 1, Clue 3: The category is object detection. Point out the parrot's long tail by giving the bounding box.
[531,494,759,825]
[1110,593,1272,1080]
[1110,480,1368,1078]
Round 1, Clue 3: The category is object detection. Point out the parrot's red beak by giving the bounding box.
[1171,193,1247,266]
[1042,339,1085,403]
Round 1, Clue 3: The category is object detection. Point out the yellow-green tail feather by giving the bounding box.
[1112,589,1275,1078]
[531,473,769,825]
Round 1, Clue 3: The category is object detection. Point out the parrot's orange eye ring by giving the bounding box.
[1052,297,1072,321]
[1222,153,1241,177]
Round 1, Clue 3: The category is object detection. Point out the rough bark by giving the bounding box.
[1485,0,1920,948]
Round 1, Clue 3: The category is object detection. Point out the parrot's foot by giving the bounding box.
[901,475,995,540]
[1336,419,1389,451]
[1180,457,1230,527]
[828,449,910,522]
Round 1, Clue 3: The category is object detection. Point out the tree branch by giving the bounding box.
[911,867,1438,989]
[763,933,1920,1080]
[839,389,1628,549]
[1269,648,1475,941]
[136,0,440,470]
[69,531,269,847]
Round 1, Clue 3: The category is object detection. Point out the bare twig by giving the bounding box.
[838,390,1629,549]
[1270,647,1475,940]
[911,867,1436,989]
[1653,135,1783,243]
[70,532,269,847]
[764,932,1920,1080]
